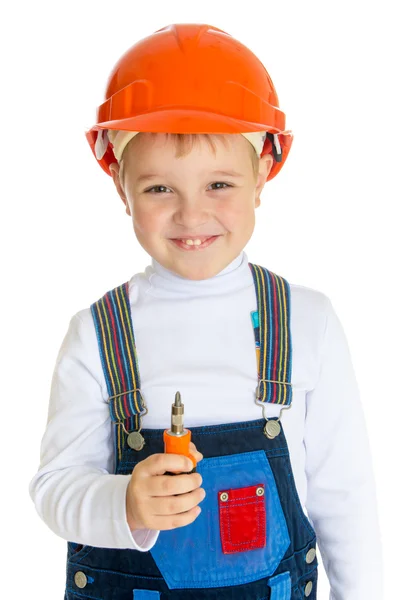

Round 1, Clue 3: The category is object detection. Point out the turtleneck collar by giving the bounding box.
[144,251,252,297]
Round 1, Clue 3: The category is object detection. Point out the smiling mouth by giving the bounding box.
[171,234,220,242]
[169,235,221,251]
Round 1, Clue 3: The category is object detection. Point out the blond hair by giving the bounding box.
[119,132,260,184]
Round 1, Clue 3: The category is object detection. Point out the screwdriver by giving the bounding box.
[164,391,197,474]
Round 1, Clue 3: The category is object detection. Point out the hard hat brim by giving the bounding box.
[90,108,284,135]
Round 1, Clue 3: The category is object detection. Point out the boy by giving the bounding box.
[29,23,382,599]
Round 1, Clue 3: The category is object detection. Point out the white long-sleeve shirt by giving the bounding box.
[29,251,382,600]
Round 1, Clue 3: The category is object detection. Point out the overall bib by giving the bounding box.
[64,264,318,600]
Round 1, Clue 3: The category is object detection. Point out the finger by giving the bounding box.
[141,453,194,477]
[148,472,203,497]
[189,442,203,462]
[192,451,203,463]
[150,487,206,516]
[150,506,202,531]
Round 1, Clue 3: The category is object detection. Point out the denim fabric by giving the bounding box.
[268,571,291,600]
[65,418,318,599]
[133,591,161,599]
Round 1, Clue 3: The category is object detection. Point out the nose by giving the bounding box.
[173,196,211,229]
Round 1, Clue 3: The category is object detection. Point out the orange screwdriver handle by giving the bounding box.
[163,429,197,473]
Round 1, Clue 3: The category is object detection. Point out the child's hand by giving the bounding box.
[126,442,205,531]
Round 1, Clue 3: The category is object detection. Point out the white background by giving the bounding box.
[2,1,398,598]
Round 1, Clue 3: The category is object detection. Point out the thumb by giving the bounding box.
[189,441,203,463]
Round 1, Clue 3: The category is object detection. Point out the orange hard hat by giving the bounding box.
[86,23,293,182]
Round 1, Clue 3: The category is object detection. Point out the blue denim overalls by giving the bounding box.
[64,263,318,599]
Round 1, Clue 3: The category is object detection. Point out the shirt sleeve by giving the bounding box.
[304,297,383,600]
[28,312,160,552]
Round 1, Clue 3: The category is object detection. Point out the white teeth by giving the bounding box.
[182,239,203,246]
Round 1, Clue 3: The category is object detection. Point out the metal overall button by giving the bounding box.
[257,400,292,439]
[264,419,282,439]
[74,571,87,589]
[304,580,313,596]
[127,430,145,451]
[306,547,316,563]
[114,407,147,451]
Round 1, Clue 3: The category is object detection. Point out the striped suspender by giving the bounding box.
[90,281,146,461]
[248,263,293,406]
[90,263,292,459]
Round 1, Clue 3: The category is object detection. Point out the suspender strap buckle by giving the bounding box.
[256,379,293,406]
[108,388,148,422]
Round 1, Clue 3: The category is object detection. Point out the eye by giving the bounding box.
[145,185,172,194]
[144,182,232,194]
[209,182,232,190]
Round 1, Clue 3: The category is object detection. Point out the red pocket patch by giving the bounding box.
[218,483,266,554]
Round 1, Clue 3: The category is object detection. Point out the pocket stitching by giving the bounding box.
[225,504,263,550]
[221,495,266,552]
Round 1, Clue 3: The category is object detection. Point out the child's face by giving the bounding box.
[110,133,273,280]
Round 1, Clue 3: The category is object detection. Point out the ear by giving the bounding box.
[255,154,274,208]
[109,162,131,216]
